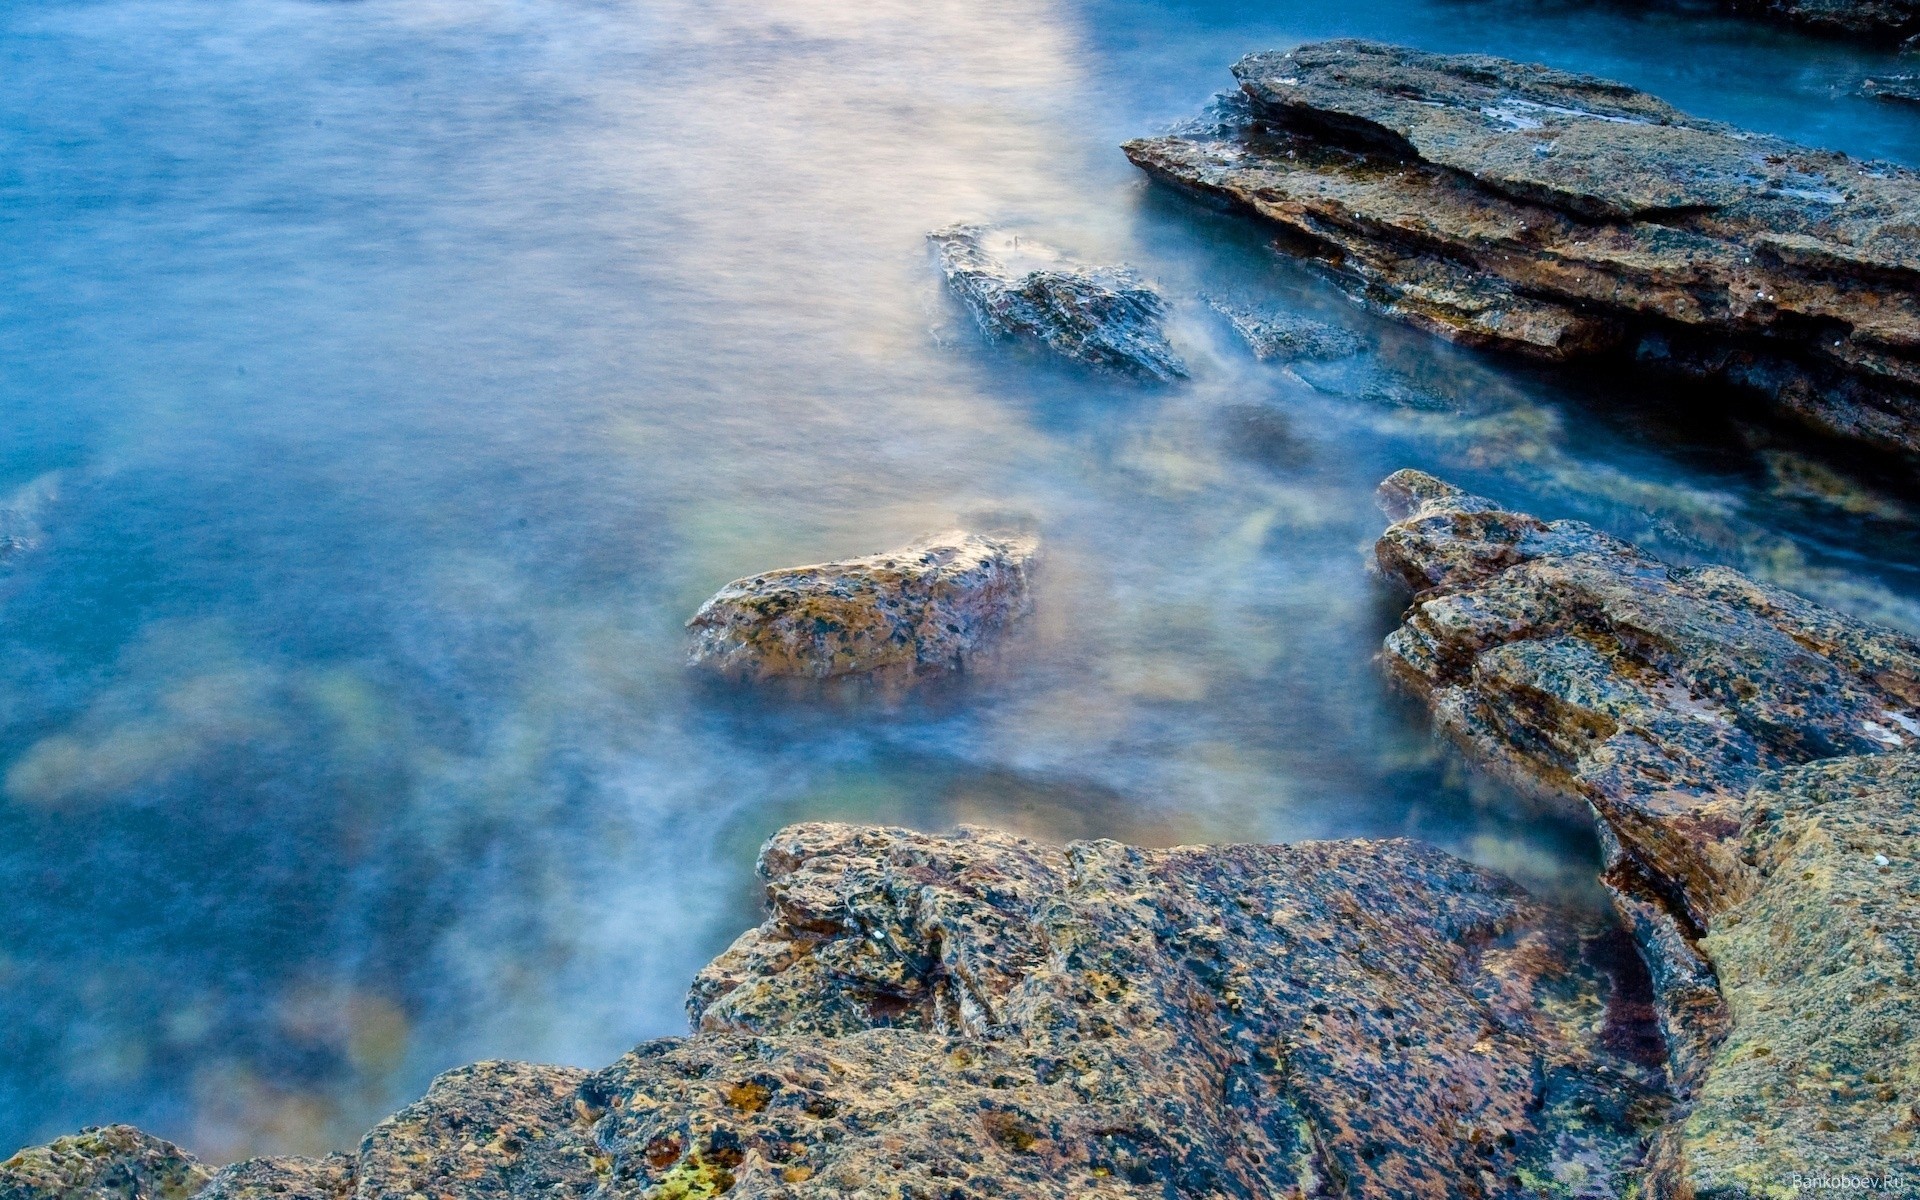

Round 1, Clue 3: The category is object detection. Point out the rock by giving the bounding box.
[197,1155,353,1200]
[6,823,1670,1200]
[1735,0,1919,36]
[1373,467,1920,928]
[0,1126,211,1200]
[1125,42,1920,459]
[1654,752,1920,1196]
[929,225,1186,381]
[1205,297,1364,361]
[1372,470,1920,1192]
[686,531,1039,682]
[1864,72,1920,102]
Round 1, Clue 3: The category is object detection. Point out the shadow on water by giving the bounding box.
[3,0,1920,1164]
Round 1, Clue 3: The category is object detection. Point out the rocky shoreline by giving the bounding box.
[1127,41,1920,461]
[9,469,1915,1198]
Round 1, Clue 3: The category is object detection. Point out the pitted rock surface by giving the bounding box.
[1653,753,1920,1197]
[686,531,1038,682]
[929,225,1187,381]
[1126,41,1920,457]
[0,1126,210,1200]
[2,824,1669,1200]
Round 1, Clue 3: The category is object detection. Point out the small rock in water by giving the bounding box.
[1206,297,1365,362]
[687,530,1038,681]
[929,224,1186,381]
[1863,73,1920,102]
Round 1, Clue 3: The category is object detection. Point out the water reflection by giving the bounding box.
[3,0,1919,1163]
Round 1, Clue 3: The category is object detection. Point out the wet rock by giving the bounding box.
[1205,297,1364,361]
[0,1126,211,1200]
[1126,41,1920,458]
[687,530,1039,682]
[1737,0,1920,36]
[1864,72,1920,102]
[5,823,1669,1200]
[929,225,1186,381]
[1654,752,1920,1196]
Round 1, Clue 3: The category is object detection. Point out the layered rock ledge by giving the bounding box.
[3,823,1669,1200]
[1373,468,1920,1191]
[1126,41,1920,459]
[687,530,1038,682]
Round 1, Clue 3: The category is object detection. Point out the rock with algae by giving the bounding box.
[1126,41,1920,458]
[686,531,1039,682]
[0,1126,211,1200]
[929,224,1187,381]
[2,823,1668,1200]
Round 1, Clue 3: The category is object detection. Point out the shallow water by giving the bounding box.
[4,0,1920,1161]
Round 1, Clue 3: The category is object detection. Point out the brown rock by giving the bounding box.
[1126,41,1920,458]
[686,531,1038,682]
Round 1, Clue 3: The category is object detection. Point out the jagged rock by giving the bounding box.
[1205,298,1364,362]
[929,225,1186,381]
[1652,753,1920,1197]
[0,1126,211,1200]
[1126,41,1920,458]
[198,1154,353,1200]
[1372,469,1920,1192]
[686,531,1039,682]
[4,823,1670,1200]
[1865,72,1920,102]
[1735,0,1918,35]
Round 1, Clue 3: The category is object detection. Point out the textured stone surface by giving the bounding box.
[198,1154,353,1200]
[4,823,1670,1200]
[1735,0,1919,35]
[0,1126,211,1200]
[929,225,1186,381]
[687,531,1038,682]
[1654,753,1920,1198]
[1206,298,1365,362]
[1126,41,1920,457]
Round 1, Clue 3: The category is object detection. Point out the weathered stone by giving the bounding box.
[5,823,1670,1200]
[687,531,1038,682]
[1736,0,1919,36]
[1652,752,1920,1198]
[1205,297,1365,361]
[0,1126,211,1200]
[197,1154,353,1200]
[1126,42,1920,458]
[1864,72,1920,102]
[929,225,1186,381]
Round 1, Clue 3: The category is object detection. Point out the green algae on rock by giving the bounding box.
[1126,41,1920,459]
[1,823,1669,1200]
[686,531,1038,682]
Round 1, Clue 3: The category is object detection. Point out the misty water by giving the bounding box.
[6,0,1920,1161]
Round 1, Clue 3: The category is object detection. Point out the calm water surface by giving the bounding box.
[6,0,1920,1159]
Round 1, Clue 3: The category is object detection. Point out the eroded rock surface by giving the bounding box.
[1206,297,1365,362]
[1655,752,1920,1197]
[687,531,1038,682]
[1126,41,1920,457]
[4,823,1669,1200]
[1373,469,1920,1191]
[0,1126,211,1200]
[929,225,1186,381]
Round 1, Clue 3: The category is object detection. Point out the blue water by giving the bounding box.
[5,0,1919,1161]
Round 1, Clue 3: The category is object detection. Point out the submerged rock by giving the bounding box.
[1127,41,1920,459]
[3,823,1669,1200]
[1205,297,1365,362]
[0,1126,211,1200]
[686,531,1039,682]
[929,225,1187,381]
[1373,469,1920,1187]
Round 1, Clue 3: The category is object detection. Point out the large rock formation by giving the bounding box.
[1126,41,1920,459]
[1372,468,1920,1191]
[3,823,1670,1200]
[0,1126,211,1200]
[687,531,1039,682]
[929,225,1187,381]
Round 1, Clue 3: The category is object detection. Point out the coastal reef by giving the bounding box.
[1127,41,1920,459]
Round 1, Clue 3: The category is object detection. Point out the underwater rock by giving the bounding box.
[1205,297,1365,361]
[0,1126,211,1200]
[929,224,1187,381]
[1126,41,1920,459]
[686,530,1039,682]
[1652,752,1920,1197]
[1865,71,1920,102]
[2,823,1670,1200]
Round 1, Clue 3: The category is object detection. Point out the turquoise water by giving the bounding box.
[4,0,1919,1160]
